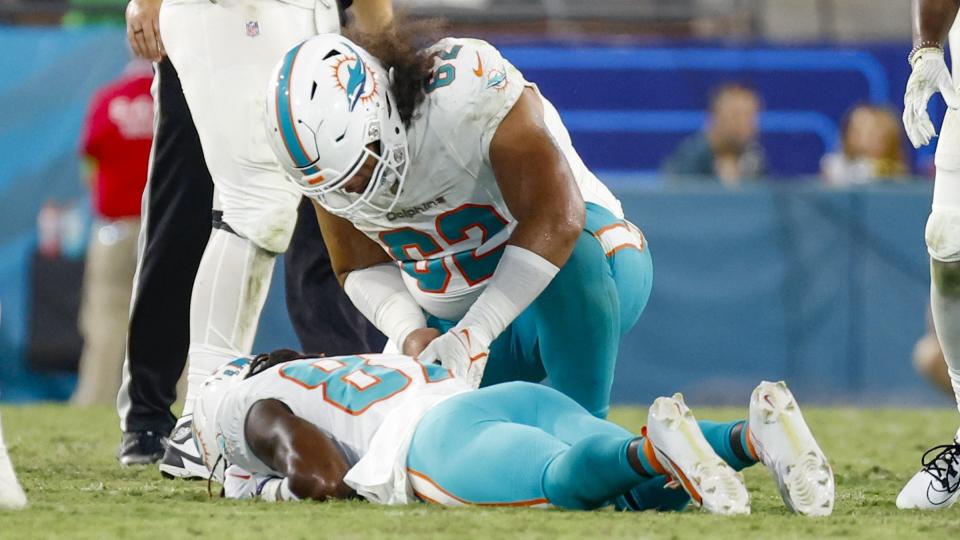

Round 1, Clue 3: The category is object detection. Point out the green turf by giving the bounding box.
[2,405,960,540]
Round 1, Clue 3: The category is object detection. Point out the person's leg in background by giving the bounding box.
[285,198,386,356]
[116,58,213,466]
[898,107,960,508]
[74,218,141,406]
[157,0,338,478]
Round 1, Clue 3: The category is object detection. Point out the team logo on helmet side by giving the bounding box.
[332,44,378,112]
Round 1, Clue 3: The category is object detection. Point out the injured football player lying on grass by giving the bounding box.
[193,350,835,516]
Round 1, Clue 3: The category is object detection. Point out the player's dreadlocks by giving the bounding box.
[246,348,315,379]
[344,15,444,127]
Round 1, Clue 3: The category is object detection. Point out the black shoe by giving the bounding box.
[117,430,168,466]
[159,416,208,480]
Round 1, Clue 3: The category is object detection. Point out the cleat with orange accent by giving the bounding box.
[645,394,750,515]
[748,381,834,516]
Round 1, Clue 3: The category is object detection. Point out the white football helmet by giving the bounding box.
[191,357,253,481]
[265,34,409,220]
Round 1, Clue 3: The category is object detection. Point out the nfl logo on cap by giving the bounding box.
[245,20,260,37]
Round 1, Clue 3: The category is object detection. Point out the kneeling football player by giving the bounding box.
[265,25,652,419]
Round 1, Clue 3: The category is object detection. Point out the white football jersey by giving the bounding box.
[952,23,960,79]
[336,38,623,321]
[214,353,469,504]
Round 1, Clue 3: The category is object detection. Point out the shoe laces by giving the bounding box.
[921,442,960,496]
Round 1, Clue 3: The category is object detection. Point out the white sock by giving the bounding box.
[0,414,27,510]
[181,228,276,417]
[927,163,960,417]
[931,279,960,415]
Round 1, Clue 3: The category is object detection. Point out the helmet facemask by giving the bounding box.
[301,117,409,220]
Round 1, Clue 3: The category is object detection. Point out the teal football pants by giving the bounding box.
[428,203,653,418]
[406,382,753,510]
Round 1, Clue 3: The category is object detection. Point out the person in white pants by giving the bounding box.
[0,414,27,510]
[899,0,960,511]
[156,0,392,478]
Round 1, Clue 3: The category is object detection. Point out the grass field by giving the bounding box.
[2,404,960,540]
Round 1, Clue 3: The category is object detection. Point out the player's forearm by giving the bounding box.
[504,156,585,268]
[913,0,960,46]
[507,207,582,269]
[454,244,561,347]
[245,399,356,502]
[312,199,392,284]
[286,466,356,502]
[249,473,353,502]
[344,263,427,346]
[349,0,394,34]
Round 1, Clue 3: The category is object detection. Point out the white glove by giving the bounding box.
[417,327,491,389]
[222,465,271,500]
[904,48,960,148]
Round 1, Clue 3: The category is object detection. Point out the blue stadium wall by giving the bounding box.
[0,27,947,406]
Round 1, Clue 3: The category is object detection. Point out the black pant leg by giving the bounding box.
[285,198,386,356]
[119,58,212,434]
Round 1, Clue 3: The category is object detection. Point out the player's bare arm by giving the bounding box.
[244,398,356,501]
[313,199,435,354]
[904,0,960,147]
[418,85,586,385]
[913,0,960,45]
[125,0,164,62]
[312,200,392,285]
[490,87,585,268]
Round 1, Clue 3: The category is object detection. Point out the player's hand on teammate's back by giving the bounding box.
[904,48,960,148]
[125,0,164,62]
[417,328,490,389]
[402,328,441,358]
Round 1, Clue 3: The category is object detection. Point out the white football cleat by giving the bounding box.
[748,381,834,516]
[896,428,960,510]
[0,414,27,510]
[645,393,750,515]
[159,415,210,481]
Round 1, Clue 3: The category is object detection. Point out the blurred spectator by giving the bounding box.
[821,104,908,186]
[662,83,766,186]
[72,59,153,407]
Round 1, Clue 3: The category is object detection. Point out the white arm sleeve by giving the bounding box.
[343,263,427,347]
[455,245,559,345]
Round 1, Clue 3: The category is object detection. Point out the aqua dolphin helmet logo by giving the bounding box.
[343,43,367,112]
[331,43,378,111]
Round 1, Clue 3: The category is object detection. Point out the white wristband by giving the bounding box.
[344,263,427,346]
[455,245,559,345]
[257,477,299,502]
